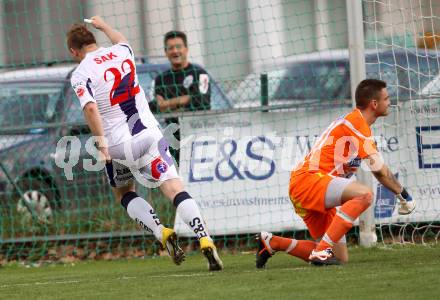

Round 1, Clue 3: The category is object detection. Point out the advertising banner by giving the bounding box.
[174,101,440,236]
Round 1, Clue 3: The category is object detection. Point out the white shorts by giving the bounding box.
[324,176,355,208]
[105,127,180,188]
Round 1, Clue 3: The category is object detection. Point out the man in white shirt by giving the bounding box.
[67,16,222,271]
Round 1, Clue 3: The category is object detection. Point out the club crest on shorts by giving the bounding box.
[151,157,168,179]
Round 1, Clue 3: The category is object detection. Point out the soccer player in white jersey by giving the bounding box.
[67,16,223,271]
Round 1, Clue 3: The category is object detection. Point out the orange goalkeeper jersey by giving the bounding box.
[294,109,378,177]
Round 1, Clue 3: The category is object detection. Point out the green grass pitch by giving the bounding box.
[1,244,439,300]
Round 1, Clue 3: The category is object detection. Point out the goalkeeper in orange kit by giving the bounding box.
[256,79,416,267]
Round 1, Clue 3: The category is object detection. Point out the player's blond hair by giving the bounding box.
[66,24,96,50]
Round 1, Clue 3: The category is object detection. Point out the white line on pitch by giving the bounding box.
[0,280,80,289]
[150,272,213,278]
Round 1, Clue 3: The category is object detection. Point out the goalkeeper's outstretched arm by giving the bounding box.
[368,153,406,195]
[88,16,128,45]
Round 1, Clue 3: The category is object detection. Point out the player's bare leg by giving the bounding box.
[113,181,185,265]
[160,178,223,271]
[332,241,349,263]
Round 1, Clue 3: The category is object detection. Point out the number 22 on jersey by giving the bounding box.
[104,59,140,106]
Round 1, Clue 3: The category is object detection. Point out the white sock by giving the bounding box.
[175,193,210,240]
[126,196,164,241]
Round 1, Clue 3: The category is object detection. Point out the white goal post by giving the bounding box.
[346,0,377,247]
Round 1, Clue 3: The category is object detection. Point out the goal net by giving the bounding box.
[0,0,439,262]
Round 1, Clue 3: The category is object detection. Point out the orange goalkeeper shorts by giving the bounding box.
[289,170,337,239]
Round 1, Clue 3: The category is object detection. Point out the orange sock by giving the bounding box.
[288,240,317,261]
[269,235,294,251]
[269,236,317,262]
[316,215,352,250]
[317,193,372,251]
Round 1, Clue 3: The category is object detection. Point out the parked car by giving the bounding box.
[0,61,232,223]
[228,48,440,109]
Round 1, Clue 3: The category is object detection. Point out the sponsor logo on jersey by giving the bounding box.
[183,75,194,89]
[76,87,85,97]
[199,74,209,94]
[72,81,83,89]
[347,157,361,167]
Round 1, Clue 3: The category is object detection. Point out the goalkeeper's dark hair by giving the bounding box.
[163,30,187,49]
[355,79,387,109]
[66,24,96,50]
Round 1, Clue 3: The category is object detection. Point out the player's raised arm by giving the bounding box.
[366,153,416,215]
[88,16,127,45]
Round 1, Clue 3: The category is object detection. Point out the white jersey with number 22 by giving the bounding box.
[71,43,158,147]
